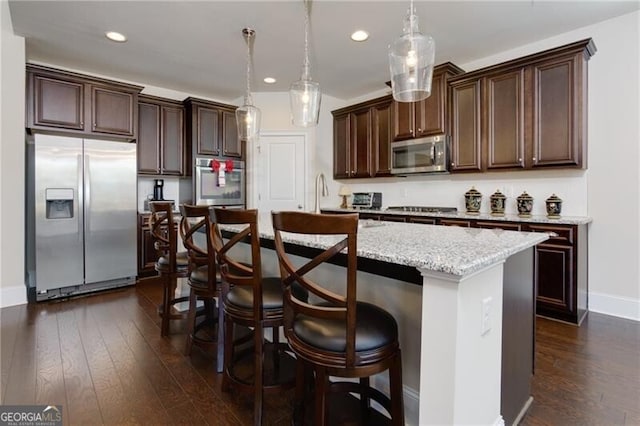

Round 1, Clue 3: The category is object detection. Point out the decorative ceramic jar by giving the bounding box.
[464,187,482,215]
[545,194,563,218]
[490,190,506,216]
[516,191,534,218]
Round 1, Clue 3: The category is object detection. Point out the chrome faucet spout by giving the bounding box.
[314,173,329,214]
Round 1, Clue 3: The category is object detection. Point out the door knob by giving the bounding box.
[298,205,303,209]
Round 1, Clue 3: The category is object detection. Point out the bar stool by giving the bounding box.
[211,208,305,426]
[271,211,405,425]
[179,204,224,372]
[148,201,190,337]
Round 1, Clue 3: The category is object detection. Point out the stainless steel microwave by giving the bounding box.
[391,135,449,175]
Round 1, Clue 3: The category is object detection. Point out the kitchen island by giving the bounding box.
[220,214,549,425]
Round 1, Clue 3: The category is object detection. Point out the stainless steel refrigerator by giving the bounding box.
[26,134,137,301]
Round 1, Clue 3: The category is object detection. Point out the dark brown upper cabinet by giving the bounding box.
[184,98,242,162]
[138,95,186,176]
[450,78,482,172]
[26,64,142,140]
[332,96,393,179]
[449,38,595,173]
[392,62,464,141]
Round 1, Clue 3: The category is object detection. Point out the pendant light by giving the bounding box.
[388,0,436,102]
[236,28,261,141]
[290,0,321,127]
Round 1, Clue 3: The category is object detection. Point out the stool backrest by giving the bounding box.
[149,201,177,269]
[179,204,216,288]
[271,211,359,365]
[211,208,264,318]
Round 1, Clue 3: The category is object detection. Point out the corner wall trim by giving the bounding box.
[589,292,640,321]
[0,285,28,308]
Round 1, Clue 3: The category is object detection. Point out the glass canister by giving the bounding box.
[490,190,506,216]
[464,187,482,215]
[545,194,563,218]
[516,191,533,217]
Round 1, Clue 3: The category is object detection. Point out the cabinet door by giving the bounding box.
[438,218,473,227]
[408,217,436,225]
[476,221,522,231]
[222,109,241,158]
[350,109,372,178]
[530,56,582,167]
[535,243,574,318]
[161,105,184,175]
[484,70,525,169]
[195,106,220,156]
[91,86,136,136]
[381,215,406,222]
[450,80,482,171]
[415,72,446,137]
[372,101,393,177]
[137,102,161,174]
[392,101,415,141]
[32,75,85,130]
[333,113,350,179]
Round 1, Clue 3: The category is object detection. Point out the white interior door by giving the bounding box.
[254,133,306,213]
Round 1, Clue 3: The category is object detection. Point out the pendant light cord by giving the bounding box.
[243,29,254,105]
[302,0,311,81]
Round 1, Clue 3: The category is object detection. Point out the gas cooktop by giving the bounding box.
[386,206,458,213]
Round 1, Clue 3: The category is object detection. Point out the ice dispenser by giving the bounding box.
[45,188,74,219]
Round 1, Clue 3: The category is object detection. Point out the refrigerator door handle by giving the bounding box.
[84,153,91,235]
[77,153,84,241]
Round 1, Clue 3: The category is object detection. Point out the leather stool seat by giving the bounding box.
[226,277,307,311]
[188,264,221,289]
[156,252,189,273]
[294,302,398,353]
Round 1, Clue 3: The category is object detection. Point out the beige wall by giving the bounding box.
[0,0,26,306]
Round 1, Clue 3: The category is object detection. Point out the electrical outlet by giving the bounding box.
[481,297,492,336]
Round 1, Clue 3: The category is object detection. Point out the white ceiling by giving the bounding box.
[8,0,639,102]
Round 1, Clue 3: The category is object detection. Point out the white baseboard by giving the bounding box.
[589,292,640,321]
[0,285,28,308]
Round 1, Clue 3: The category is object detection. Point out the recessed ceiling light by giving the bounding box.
[351,30,369,42]
[263,77,276,84]
[105,31,127,43]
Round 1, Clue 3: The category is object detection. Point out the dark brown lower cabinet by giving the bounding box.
[325,209,588,324]
[138,214,158,279]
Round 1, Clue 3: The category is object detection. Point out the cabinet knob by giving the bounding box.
[451,162,455,167]
[518,158,522,163]
[418,128,422,132]
[532,157,537,162]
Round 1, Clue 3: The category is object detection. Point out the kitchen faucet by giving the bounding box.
[314,173,329,214]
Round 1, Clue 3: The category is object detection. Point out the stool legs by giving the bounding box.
[389,350,405,426]
[160,275,177,337]
[253,323,264,426]
[184,289,197,354]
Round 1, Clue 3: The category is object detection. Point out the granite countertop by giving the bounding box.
[322,207,592,225]
[221,213,549,277]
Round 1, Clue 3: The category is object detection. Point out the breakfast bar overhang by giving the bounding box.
[221,216,549,425]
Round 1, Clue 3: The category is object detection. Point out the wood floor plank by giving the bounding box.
[3,304,37,405]
[1,304,23,403]
[74,296,138,425]
[88,295,170,425]
[56,304,103,424]
[34,302,66,408]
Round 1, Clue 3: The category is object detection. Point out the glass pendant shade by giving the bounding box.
[389,7,436,103]
[237,28,261,141]
[236,102,261,142]
[290,0,321,127]
[290,79,321,127]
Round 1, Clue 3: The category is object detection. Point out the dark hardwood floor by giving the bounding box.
[1,280,638,425]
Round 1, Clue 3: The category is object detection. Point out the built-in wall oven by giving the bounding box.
[194,157,245,208]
